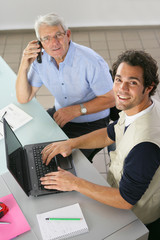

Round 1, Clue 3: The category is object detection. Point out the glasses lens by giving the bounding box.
[41,32,66,43]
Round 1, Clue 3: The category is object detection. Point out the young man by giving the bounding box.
[16,12,115,161]
[40,50,160,239]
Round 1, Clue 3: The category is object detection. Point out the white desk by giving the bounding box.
[0,57,149,240]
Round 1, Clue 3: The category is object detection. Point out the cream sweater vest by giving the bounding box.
[107,99,160,224]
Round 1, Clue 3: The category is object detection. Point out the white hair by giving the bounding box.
[34,12,68,39]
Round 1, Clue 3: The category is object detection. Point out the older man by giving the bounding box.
[16,12,115,161]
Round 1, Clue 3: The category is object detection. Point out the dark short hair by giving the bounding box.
[112,50,159,96]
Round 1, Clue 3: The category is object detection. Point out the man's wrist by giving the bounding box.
[68,138,76,150]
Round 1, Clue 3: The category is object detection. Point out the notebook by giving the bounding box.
[0,194,30,240]
[37,203,89,240]
[3,118,76,197]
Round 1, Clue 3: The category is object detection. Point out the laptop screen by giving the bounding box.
[3,118,29,195]
[3,118,22,156]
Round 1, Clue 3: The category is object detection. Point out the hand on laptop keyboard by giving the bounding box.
[41,140,72,166]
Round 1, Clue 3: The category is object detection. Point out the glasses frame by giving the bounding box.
[40,31,66,44]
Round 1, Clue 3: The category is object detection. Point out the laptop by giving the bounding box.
[3,118,76,197]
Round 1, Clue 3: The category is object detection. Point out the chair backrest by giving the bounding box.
[109,69,121,121]
[110,106,120,121]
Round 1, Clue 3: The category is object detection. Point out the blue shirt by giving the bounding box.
[107,121,160,205]
[28,41,113,123]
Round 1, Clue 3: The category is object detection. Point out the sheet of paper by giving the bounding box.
[37,203,89,240]
[0,103,32,140]
[0,194,31,240]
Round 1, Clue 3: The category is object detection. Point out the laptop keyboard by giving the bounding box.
[33,145,72,190]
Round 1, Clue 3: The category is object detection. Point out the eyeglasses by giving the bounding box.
[40,31,66,44]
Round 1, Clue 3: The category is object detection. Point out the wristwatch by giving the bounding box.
[80,103,87,115]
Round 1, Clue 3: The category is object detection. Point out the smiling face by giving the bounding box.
[39,24,71,65]
[113,62,153,116]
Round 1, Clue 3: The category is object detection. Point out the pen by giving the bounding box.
[0,222,10,224]
[45,218,82,220]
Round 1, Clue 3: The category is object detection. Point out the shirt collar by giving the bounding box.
[125,101,154,127]
[61,40,75,66]
[118,100,154,126]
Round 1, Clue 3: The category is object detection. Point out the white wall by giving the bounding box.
[1,0,160,30]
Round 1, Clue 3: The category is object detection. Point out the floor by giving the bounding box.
[1,26,160,179]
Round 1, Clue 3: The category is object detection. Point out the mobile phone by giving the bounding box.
[37,41,42,63]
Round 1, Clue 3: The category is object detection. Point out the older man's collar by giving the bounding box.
[63,41,75,66]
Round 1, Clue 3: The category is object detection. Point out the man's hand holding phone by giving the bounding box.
[21,40,42,69]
